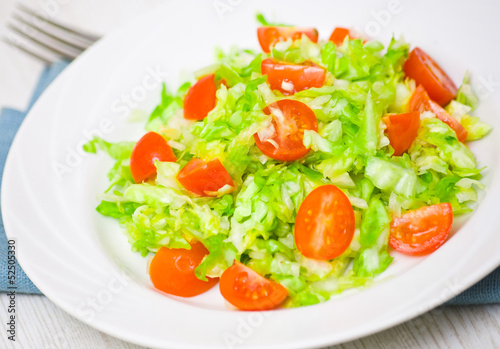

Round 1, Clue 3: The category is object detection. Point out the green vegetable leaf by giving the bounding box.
[256,13,290,27]
[360,199,390,248]
[96,200,137,219]
[83,137,134,160]
[456,72,479,110]
[195,234,237,280]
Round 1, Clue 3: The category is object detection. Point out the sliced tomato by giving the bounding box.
[389,203,453,256]
[183,74,217,120]
[329,27,367,45]
[329,27,351,45]
[427,100,468,142]
[261,58,325,95]
[257,26,318,53]
[383,111,420,156]
[219,261,288,310]
[177,158,234,196]
[254,99,318,161]
[130,132,177,183]
[409,85,468,142]
[295,185,355,260]
[149,241,218,297]
[328,27,366,46]
[408,84,428,113]
[404,47,457,106]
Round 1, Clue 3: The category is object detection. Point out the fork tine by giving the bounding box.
[13,13,90,52]
[8,22,78,61]
[17,4,100,44]
[2,37,53,65]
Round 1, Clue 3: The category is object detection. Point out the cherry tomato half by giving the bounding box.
[409,85,468,142]
[177,158,234,196]
[183,74,217,120]
[257,26,318,53]
[389,203,453,256]
[254,99,318,161]
[382,111,421,156]
[130,132,177,183]
[328,27,365,46]
[149,241,218,297]
[404,47,457,106]
[261,58,325,95]
[219,261,288,310]
[295,185,355,260]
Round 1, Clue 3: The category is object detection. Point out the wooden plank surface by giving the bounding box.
[1,295,500,348]
[1,0,499,348]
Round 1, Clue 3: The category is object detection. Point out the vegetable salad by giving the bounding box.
[85,15,491,310]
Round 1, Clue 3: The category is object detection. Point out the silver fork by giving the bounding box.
[2,4,100,65]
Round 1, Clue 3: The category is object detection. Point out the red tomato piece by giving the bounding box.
[130,132,177,183]
[177,158,234,197]
[219,261,288,310]
[295,185,355,260]
[149,241,218,297]
[257,26,318,53]
[329,27,351,45]
[383,111,421,156]
[426,100,468,142]
[409,85,468,142]
[389,203,453,256]
[183,74,217,120]
[404,47,457,106]
[261,58,325,95]
[328,27,366,46]
[408,84,429,112]
[328,27,365,46]
[254,99,318,161]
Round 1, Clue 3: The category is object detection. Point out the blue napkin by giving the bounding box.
[446,268,500,305]
[0,61,499,304]
[0,61,69,294]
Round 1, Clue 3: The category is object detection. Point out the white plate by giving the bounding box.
[3,0,500,348]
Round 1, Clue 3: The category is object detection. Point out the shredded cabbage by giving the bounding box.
[84,19,490,308]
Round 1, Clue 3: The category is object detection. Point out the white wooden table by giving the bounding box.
[1,1,499,348]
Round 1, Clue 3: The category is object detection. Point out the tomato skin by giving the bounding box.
[295,185,355,260]
[408,85,428,113]
[130,132,177,183]
[383,111,420,156]
[426,99,468,142]
[257,26,318,53]
[389,203,453,256]
[177,158,234,196]
[219,261,288,311]
[254,99,318,161]
[149,241,218,297]
[329,27,351,45]
[329,27,366,45]
[409,85,468,142]
[183,74,217,120]
[404,48,457,106]
[261,58,325,95]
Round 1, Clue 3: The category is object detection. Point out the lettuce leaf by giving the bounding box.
[365,157,417,197]
[456,72,479,111]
